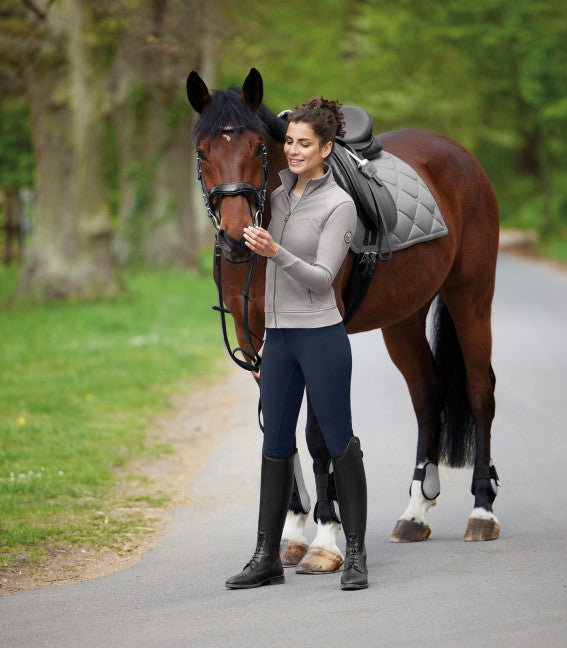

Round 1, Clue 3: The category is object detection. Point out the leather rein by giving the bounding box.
[196,127,269,372]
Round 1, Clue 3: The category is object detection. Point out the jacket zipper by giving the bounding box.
[273,211,291,328]
[273,181,315,326]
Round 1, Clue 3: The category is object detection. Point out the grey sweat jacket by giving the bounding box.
[265,166,357,329]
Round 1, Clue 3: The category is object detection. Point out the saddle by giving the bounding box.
[328,105,397,324]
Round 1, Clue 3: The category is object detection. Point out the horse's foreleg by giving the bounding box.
[280,453,311,566]
[382,307,442,543]
[287,394,344,573]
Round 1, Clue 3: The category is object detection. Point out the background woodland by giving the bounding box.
[1,0,566,300]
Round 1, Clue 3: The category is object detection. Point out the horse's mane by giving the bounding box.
[193,87,287,143]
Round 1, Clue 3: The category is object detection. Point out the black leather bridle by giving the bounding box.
[195,125,269,373]
[196,126,269,232]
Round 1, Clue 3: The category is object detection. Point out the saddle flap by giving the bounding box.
[328,141,397,235]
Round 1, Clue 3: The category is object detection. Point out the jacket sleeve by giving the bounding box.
[270,200,357,293]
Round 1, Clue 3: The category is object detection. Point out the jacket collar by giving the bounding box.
[278,165,333,198]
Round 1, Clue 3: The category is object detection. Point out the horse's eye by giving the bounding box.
[196,149,208,162]
[255,144,265,157]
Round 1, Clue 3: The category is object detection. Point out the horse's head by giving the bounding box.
[187,68,269,264]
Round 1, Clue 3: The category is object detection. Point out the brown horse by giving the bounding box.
[187,68,500,573]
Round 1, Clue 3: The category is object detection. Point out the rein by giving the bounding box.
[196,125,268,372]
[212,244,262,372]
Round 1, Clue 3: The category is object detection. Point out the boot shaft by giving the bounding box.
[258,452,295,553]
[332,437,367,538]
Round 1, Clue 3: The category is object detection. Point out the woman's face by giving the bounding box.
[284,121,332,180]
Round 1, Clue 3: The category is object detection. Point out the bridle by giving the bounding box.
[195,125,269,373]
[196,126,269,232]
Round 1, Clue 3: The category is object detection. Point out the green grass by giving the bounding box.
[539,234,567,264]
[0,263,225,568]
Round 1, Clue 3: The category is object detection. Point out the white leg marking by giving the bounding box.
[399,480,438,525]
[469,507,499,524]
[309,521,344,559]
[281,511,309,545]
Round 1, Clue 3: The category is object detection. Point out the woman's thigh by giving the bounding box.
[292,324,353,458]
[260,329,306,458]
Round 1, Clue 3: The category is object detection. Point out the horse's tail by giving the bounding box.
[431,296,481,468]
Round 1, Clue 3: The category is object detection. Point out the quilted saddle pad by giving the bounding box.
[349,150,449,255]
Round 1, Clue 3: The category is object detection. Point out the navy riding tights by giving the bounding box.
[260,323,353,459]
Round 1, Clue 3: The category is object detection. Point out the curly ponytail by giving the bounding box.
[288,97,345,145]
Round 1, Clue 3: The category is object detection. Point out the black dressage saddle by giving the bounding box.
[327,105,398,324]
[330,105,397,242]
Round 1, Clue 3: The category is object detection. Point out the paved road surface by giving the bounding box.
[2,253,567,647]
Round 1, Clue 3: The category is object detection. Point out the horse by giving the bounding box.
[186,67,500,574]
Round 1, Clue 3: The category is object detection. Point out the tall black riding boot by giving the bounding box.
[225,452,294,589]
[333,436,368,590]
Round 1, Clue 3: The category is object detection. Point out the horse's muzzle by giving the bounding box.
[217,229,253,264]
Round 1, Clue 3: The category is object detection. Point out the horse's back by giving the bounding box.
[343,128,499,332]
[377,128,499,230]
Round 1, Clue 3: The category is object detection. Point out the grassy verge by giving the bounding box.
[0,263,224,570]
[538,234,567,264]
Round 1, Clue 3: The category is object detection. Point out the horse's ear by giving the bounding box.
[242,67,263,112]
[187,71,211,113]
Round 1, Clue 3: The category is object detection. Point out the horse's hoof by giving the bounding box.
[390,519,431,543]
[463,516,500,541]
[280,540,309,567]
[295,547,343,574]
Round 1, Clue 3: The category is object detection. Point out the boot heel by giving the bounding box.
[267,574,285,585]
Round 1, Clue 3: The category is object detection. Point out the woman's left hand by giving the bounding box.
[243,226,279,258]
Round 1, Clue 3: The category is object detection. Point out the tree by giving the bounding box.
[109,0,211,267]
[1,0,120,299]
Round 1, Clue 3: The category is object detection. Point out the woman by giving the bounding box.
[225,98,368,591]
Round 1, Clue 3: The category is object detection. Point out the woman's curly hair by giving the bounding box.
[288,97,345,144]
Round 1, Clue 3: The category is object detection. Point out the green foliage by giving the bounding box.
[0,96,34,189]
[0,265,224,566]
[219,0,567,240]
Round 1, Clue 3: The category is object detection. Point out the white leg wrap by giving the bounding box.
[309,521,343,559]
[281,511,309,545]
[469,507,499,524]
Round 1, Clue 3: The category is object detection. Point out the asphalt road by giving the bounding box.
[2,252,567,647]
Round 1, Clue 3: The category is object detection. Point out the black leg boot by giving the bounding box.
[333,436,368,590]
[225,452,295,589]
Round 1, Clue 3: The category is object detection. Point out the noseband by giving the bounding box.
[196,126,269,232]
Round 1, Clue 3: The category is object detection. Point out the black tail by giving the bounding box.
[430,297,476,467]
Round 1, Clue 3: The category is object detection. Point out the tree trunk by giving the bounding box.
[16,1,119,300]
[111,0,209,268]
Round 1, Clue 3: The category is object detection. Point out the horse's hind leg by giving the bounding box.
[441,289,500,541]
[382,303,443,543]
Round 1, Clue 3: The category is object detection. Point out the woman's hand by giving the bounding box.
[243,226,279,258]
[252,342,264,381]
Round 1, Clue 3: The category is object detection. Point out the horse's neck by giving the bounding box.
[263,137,286,229]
